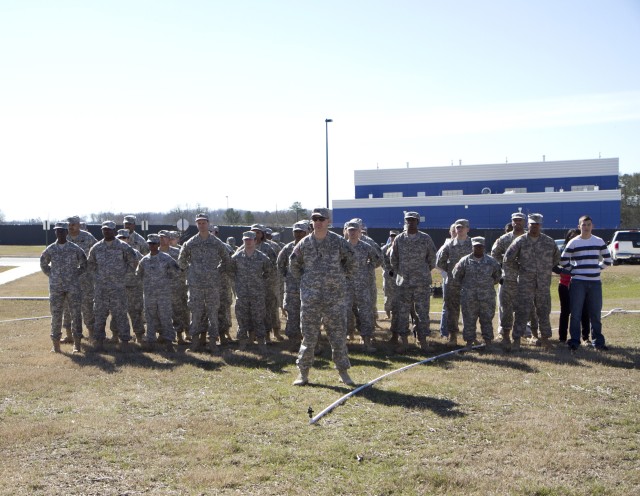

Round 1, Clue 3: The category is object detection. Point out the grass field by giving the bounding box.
[0,254,638,495]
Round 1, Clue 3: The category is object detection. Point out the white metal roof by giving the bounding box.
[354,158,619,186]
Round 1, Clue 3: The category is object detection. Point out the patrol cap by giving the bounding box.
[211,225,220,234]
[311,207,330,220]
[265,228,273,235]
[101,221,116,230]
[250,224,266,232]
[346,221,360,230]
[349,218,364,227]
[242,231,256,240]
[511,212,526,220]
[123,215,136,224]
[170,231,180,239]
[195,213,209,221]
[293,222,307,232]
[226,236,236,244]
[147,234,160,244]
[454,219,470,228]
[67,215,80,224]
[158,230,171,237]
[389,230,399,236]
[528,213,543,224]
[116,229,130,238]
[272,232,280,241]
[53,222,69,230]
[471,236,485,246]
[404,211,420,220]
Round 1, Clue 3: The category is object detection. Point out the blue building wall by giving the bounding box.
[333,200,620,229]
[355,175,618,199]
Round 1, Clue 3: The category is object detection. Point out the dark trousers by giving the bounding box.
[558,283,590,342]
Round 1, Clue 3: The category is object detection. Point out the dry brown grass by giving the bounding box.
[0,265,638,495]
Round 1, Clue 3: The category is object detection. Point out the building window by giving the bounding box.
[571,185,597,192]
[504,187,527,194]
[545,187,554,192]
[417,191,425,197]
[383,192,403,198]
[442,190,463,196]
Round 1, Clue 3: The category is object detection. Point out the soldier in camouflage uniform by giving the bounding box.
[390,211,437,353]
[230,231,274,353]
[210,225,235,345]
[276,221,307,349]
[112,229,145,343]
[345,221,382,352]
[123,215,149,255]
[452,237,501,348]
[178,213,231,354]
[40,222,88,353]
[136,234,179,351]
[87,221,138,351]
[290,208,356,386]
[490,212,526,350]
[159,230,190,345]
[249,224,282,342]
[381,230,398,319]
[226,236,237,252]
[437,223,457,338]
[61,215,97,343]
[436,219,472,344]
[503,213,561,350]
[351,219,384,329]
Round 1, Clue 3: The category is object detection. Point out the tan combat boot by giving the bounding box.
[273,328,284,342]
[176,331,187,345]
[395,335,410,354]
[363,336,376,353]
[293,368,309,386]
[501,329,512,351]
[512,337,521,351]
[418,335,429,352]
[388,332,399,345]
[539,336,552,350]
[51,339,61,353]
[338,369,355,386]
[61,329,73,344]
[188,336,204,353]
[448,332,459,346]
[72,336,82,354]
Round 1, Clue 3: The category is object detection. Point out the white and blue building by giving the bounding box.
[333,158,621,229]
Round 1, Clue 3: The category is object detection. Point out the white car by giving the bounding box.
[608,230,640,265]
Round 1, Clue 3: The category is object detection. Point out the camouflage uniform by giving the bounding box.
[277,240,302,340]
[217,240,235,339]
[390,231,437,337]
[381,241,396,314]
[178,233,231,342]
[120,247,145,339]
[347,239,381,338]
[128,230,150,255]
[360,233,383,323]
[491,232,519,333]
[136,251,179,343]
[504,233,560,339]
[230,249,274,340]
[290,230,355,371]
[64,229,97,332]
[452,253,501,343]
[87,238,138,343]
[40,241,87,340]
[258,240,281,333]
[436,237,472,336]
[162,245,190,334]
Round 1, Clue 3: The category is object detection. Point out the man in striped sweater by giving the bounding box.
[560,215,612,351]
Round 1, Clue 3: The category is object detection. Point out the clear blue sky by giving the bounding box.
[1,0,639,222]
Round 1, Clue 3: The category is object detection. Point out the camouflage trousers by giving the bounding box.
[171,280,190,333]
[144,294,176,342]
[347,283,375,337]
[265,285,281,332]
[497,279,517,331]
[50,287,82,340]
[94,285,131,342]
[126,285,145,335]
[235,291,267,340]
[296,298,350,371]
[383,274,397,313]
[513,279,552,339]
[440,278,462,335]
[63,273,95,331]
[283,290,301,339]
[461,290,496,343]
[188,286,220,340]
[369,270,378,324]
[394,283,431,338]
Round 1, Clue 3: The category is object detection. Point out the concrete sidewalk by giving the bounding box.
[0,257,41,285]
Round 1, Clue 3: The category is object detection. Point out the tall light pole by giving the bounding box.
[325,118,333,208]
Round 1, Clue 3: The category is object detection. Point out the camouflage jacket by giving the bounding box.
[40,241,87,291]
[178,233,231,288]
[136,251,179,296]
[390,231,437,287]
[503,233,560,285]
[87,239,138,289]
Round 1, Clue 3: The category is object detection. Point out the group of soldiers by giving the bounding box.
[40,207,610,386]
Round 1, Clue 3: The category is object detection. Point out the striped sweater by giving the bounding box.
[560,235,612,281]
